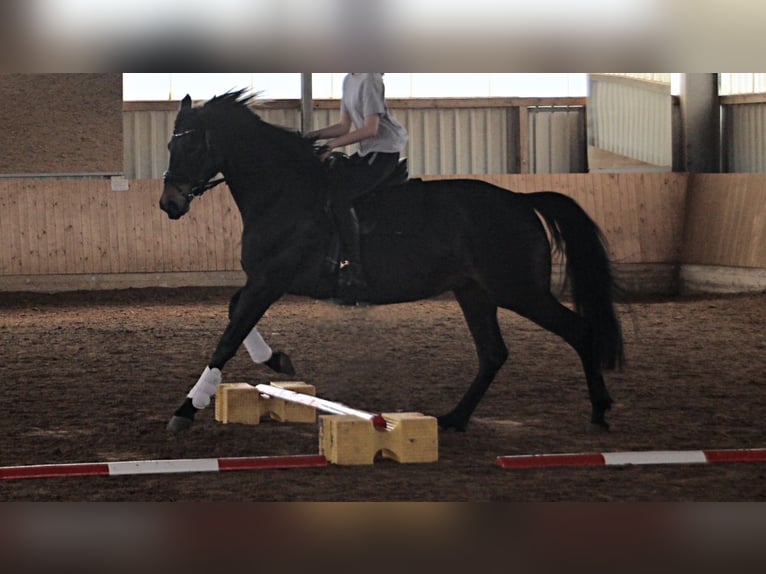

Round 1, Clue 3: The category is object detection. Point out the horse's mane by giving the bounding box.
[202,89,320,165]
[207,89,257,109]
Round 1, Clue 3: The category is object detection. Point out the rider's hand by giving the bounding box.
[313,144,332,162]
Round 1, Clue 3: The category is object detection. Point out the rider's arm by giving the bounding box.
[304,110,352,140]
[326,114,380,150]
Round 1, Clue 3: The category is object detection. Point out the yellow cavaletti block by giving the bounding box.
[268,382,317,423]
[215,383,263,425]
[319,412,438,465]
[215,382,316,425]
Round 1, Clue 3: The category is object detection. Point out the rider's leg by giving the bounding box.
[332,203,367,291]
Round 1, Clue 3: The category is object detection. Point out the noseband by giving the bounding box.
[163,170,226,201]
[163,129,226,201]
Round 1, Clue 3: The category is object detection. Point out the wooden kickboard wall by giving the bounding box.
[1,173,765,288]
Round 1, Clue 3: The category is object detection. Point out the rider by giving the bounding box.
[304,73,408,303]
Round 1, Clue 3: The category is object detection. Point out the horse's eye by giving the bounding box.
[182,136,202,153]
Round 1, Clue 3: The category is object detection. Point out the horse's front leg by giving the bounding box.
[166,281,281,432]
[229,287,295,376]
[243,327,295,374]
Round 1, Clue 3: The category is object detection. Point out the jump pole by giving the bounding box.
[496,448,766,470]
[255,384,392,430]
[0,454,328,481]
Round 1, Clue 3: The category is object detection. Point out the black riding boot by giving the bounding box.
[335,206,368,303]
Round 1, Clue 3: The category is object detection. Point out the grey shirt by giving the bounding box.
[341,73,408,156]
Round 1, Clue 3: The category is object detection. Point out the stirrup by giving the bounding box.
[337,261,368,305]
[339,260,367,287]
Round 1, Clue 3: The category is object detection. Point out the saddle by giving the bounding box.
[322,151,420,231]
[324,151,410,196]
[317,153,426,289]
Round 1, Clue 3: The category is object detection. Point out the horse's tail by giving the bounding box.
[523,191,625,370]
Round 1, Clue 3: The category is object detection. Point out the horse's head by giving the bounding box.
[160,95,224,220]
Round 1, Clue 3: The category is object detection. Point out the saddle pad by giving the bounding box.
[356,178,427,236]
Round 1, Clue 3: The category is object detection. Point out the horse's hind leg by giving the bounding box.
[509,292,613,431]
[438,281,508,432]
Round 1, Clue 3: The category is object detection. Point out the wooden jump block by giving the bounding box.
[267,382,317,423]
[319,412,438,465]
[215,383,262,425]
[215,382,316,425]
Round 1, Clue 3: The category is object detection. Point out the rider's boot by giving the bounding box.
[336,207,368,304]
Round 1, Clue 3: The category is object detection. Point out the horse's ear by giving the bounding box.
[180,95,192,110]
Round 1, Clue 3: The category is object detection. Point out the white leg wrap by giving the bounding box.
[187,367,222,410]
[243,327,272,364]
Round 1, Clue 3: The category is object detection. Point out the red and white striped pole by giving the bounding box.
[255,384,391,430]
[496,448,766,469]
[0,454,328,481]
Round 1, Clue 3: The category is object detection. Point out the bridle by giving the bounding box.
[163,129,226,201]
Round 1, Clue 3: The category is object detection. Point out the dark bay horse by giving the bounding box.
[160,90,624,433]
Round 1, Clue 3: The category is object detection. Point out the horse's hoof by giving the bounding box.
[437,415,468,432]
[270,351,296,376]
[587,421,610,434]
[277,352,295,375]
[166,415,194,432]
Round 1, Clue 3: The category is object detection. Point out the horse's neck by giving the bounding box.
[224,169,275,219]
[222,149,322,220]
[210,117,323,217]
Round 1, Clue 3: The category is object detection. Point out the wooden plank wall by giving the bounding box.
[424,173,688,265]
[2,173,765,290]
[683,173,766,268]
[0,173,685,282]
[0,179,242,277]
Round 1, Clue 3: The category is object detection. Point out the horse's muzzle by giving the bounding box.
[160,182,191,219]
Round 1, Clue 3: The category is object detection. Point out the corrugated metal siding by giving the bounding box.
[604,73,672,85]
[123,106,304,179]
[719,73,766,96]
[529,106,586,173]
[123,100,587,178]
[259,108,302,130]
[310,104,583,175]
[397,107,509,175]
[123,110,175,179]
[723,103,766,172]
[588,76,672,168]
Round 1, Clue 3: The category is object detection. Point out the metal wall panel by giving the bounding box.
[123,106,305,179]
[719,73,766,96]
[306,105,581,175]
[605,73,672,85]
[123,110,175,179]
[529,106,586,173]
[396,107,510,175]
[122,100,587,178]
[723,103,766,173]
[259,107,302,130]
[588,76,672,168]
